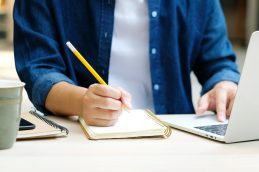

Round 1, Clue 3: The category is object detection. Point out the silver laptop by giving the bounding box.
[160,31,259,143]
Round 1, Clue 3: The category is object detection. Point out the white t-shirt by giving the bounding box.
[109,0,154,111]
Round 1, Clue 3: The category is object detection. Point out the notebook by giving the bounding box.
[17,109,69,139]
[79,109,171,140]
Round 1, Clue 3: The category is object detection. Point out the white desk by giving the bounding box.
[1,112,259,172]
[1,53,259,172]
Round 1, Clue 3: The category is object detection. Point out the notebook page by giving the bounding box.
[89,109,162,134]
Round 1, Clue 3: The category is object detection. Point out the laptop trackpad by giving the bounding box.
[159,114,228,129]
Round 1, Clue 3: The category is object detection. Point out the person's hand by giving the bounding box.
[81,84,132,127]
[196,81,238,122]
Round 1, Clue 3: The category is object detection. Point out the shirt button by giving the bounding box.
[152,11,158,18]
[154,84,160,91]
[102,70,105,75]
[107,0,111,5]
[151,48,157,54]
[104,32,108,38]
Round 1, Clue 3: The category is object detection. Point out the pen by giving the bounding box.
[66,41,130,112]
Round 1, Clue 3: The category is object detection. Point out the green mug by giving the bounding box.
[0,80,25,149]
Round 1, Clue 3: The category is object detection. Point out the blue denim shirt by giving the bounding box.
[14,0,240,114]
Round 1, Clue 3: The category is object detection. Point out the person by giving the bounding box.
[13,0,240,127]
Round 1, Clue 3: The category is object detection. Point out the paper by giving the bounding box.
[89,109,162,134]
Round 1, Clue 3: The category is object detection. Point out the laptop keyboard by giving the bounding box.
[195,124,228,136]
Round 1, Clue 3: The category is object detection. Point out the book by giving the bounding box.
[79,109,172,140]
[17,109,69,139]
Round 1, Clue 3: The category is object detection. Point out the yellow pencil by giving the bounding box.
[66,41,130,112]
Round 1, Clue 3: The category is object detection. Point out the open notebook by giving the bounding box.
[17,110,69,139]
[79,109,171,140]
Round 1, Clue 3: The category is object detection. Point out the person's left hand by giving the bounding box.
[196,81,238,122]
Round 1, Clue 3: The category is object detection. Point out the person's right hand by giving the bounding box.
[80,84,132,127]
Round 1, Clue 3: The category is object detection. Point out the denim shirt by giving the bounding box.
[13,0,240,114]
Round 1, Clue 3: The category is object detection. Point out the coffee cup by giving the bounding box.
[0,80,25,149]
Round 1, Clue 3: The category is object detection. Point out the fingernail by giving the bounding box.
[219,115,226,122]
[197,107,204,115]
[124,100,132,109]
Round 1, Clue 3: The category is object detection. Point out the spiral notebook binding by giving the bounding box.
[29,108,69,135]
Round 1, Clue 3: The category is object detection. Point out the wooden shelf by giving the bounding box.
[221,0,247,45]
[221,0,259,46]
[2,0,14,43]
[0,0,7,15]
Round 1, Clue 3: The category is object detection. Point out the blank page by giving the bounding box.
[89,109,162,134]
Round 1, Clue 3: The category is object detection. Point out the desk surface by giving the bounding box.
[1,114,259,172]
[1,55,258,172]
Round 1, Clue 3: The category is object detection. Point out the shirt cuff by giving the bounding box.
[31,72,75,112]
[201,69,240,95]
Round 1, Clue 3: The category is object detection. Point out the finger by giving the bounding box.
[85,118,118,127]
[116,87,132,109]
[94,96,122,110]
[216,89,227,122]
[91,108,122,120]
[196,93,210,115]
[89,84,121,99]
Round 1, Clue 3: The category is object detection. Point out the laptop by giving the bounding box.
[160,31,259,143]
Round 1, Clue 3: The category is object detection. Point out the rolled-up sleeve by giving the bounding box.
[13,0,75,112]
[31,72,75,111]
[193,0,240,95]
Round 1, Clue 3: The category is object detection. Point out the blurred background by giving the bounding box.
[0,0,259,107]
